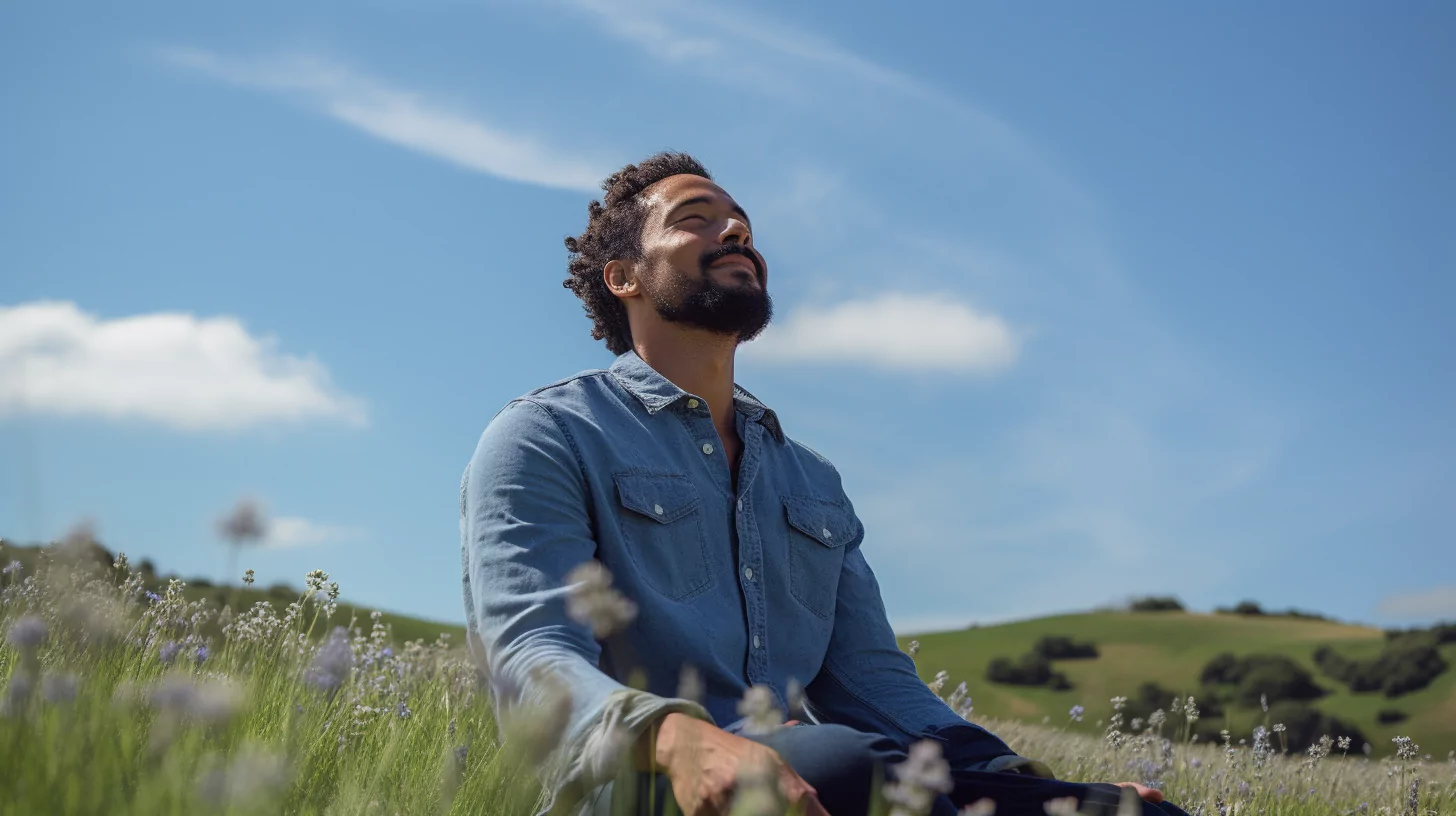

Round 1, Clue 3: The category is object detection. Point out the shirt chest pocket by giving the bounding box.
[613,472,713,601]
[783,495,853,618]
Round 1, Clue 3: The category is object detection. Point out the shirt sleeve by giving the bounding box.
[802,496,1055,779]
[461,398,711,813]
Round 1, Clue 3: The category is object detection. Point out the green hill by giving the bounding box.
[899,611,1456,757]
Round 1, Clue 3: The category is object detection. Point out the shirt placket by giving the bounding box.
[733,411,769,685]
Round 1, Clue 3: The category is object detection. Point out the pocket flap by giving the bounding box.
[615,472,700,523]
[784,496,851,548]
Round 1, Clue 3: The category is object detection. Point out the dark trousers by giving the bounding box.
[589,723,1191,816]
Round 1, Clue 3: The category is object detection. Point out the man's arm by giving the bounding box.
[462,399,710,810]
[802,500,1054,778]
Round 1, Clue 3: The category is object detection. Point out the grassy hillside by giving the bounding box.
[0,538,466,647]
[899,611,1456,756]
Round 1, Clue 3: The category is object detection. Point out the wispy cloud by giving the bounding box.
[1377,586,1456,623]
[158,47,610,193]
[746,293,1019,373]
[0,301,365,431]
[266,516,360,548]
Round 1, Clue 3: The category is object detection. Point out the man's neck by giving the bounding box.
[633,326,738,435]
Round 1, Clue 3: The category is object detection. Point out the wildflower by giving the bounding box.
[397,702,411,720]
[7,615,47,649]
[1337,736,1352,751]
[2,560,20,575]
[1110,696,1127,712]
[159,641,181,665]
[1148,709,1166,728]
[500,666,573,763]
[1183,696,1200,723]
[677,664,703,703]
[1273,723,1286,733]
[737,685,783,736]
[242,569,255,586]
[1260,693,1269,713]
[1392,736,1419,760]
[786,678,806,719]
[306,627,354,692]
[907,640,921,658]
[1,672,34,716]
[564,560,637,638]
[928,670,950,695]
[885,740,953,816]
[145,591,161,604]
[729,755,785,816]
[581,707,633,783]
[41,673,78,705]
[194,645,210,666]
[1069,705,1085,722]
[1042,797,1081,815]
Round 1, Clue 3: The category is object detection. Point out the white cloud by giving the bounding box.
[0,301,365,431]
[1377,586,1456,622]
[158,47,609,193]
[745,293,1019,373]
[266,516,359,548]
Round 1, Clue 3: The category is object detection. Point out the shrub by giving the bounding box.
[986,654,1073,689]
[1031,635,1099,660]
[1128,596,1185,612]
[1376,708,1407,724]
[1199,653,1325,705]
[1314,639,1449,698]
[1231,600,1265,615]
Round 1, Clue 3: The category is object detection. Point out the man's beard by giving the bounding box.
[650,246,773,343]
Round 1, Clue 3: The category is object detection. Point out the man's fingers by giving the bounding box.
[1114,782,1164,803]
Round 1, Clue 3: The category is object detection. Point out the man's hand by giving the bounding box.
[1114,782,1164,803]
[652,713,829,816]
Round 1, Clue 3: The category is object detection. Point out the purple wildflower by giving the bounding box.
[2,560,21,575]
[305,627,354,692]
[194,646,210,666]
[6,616,47,649]
[397,702,411,719]
[159,641,181,665]
[145,591,162,604]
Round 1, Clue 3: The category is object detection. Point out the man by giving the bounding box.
[461,153,1188,816]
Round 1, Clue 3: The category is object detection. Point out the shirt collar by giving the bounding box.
[609,350,784,443]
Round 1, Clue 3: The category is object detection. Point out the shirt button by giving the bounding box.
[653,504,664,516]
[686,398,700,409]
[822,528,833,539]
[701,443,715,455]
[743,566,754,580]
[737,498,744,511]
[752,634,761,649]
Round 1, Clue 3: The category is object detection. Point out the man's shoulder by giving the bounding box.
[491,365,622,418]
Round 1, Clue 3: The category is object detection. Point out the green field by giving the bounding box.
[898,610,1456,757]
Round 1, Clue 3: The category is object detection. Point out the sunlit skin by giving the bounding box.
[606,174,1163,812]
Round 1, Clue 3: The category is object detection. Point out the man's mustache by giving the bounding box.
[700,244,766,284]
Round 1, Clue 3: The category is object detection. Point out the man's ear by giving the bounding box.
[604,259,640,301]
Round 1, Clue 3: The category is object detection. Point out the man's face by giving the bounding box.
[628,174,772,343]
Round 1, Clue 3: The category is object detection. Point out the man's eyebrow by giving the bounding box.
[668,195,752,228]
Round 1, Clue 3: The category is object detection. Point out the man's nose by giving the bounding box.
[719,218,751,247]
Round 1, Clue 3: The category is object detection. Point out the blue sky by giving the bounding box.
[2,1,1452,632]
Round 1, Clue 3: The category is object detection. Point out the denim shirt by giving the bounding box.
[461,351,1038,811]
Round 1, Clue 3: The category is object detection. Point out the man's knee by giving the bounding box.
[758,724,903,816]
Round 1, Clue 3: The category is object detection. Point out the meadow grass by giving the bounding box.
[2,545,1454,815]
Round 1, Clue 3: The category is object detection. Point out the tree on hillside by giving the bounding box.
[1128,596,1185,612]
[218,497,268,587]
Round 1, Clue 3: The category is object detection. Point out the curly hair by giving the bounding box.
[563,152,713,355]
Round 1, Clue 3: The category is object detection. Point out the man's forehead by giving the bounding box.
[642,174,739,211]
